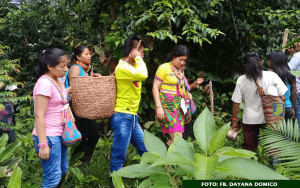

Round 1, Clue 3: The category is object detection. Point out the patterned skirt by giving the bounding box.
[157,93,184,134]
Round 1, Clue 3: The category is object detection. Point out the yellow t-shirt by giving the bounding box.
[114,56,148,115]
[155,63,178,94]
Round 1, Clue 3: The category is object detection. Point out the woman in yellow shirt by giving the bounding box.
[152,45,190,146]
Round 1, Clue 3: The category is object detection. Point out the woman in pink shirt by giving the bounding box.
[32,48,69,188]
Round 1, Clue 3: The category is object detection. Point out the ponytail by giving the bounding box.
[244,51,263,81]
[35,48,66,78]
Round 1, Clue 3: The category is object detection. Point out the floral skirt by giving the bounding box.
[157,93,184,134]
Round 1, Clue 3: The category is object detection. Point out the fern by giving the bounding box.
[259,119,300,178]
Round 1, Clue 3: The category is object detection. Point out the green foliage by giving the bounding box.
[7,166,22,188]
[112,108,287,187]
[0,134,22,186]
[259,120,300,179]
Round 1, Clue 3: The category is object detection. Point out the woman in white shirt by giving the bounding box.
[231,51,287,151]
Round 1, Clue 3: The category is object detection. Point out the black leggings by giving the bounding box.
[70,103,100,162]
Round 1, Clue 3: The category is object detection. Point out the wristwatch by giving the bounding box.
[38,142,48,148]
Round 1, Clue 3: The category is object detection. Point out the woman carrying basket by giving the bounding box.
[32,48,69,188]
[65,45,101,163]
[110,36,148,180]
[152,45,191,146]
[231,51,287,151]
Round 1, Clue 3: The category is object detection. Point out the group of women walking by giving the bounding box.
[31,33,300,187]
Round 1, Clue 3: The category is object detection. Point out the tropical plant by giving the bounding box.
[0,134,22,187]
[112,108,288,188]
[0,44,31,121]
[67,142,99,187]
[259,119,300,180]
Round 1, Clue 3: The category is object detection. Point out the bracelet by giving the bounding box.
[156,104,162,107]
[38,142,48,148]
[232,118,237,121]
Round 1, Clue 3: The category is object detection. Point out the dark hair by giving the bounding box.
[166,45,190,62]
[35,48,66,78]
[70,45,89,65]
[267,50,295,85]
[244,51,263,81]
[123,35,148,57]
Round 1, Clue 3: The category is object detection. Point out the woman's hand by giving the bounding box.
[92,73,102,77]
[292,108,295,118]
[232,120,239,131]
[195,77,204,84]
[156,106,165,121]
[187,93,193,100]
[129,49,141,59]
[171,65,183,80]
[39,146,50,160]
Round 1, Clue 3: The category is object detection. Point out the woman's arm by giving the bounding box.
[152,79,164,120]
[190,77,205,90]
[232,102,240,131]
[68,66,81,87]
[35,95,50,160]
[291,81,297,118]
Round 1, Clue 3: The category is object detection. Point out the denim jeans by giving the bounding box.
[285,107,293,124]
[32,135,69,188]
[110,112,147,173]
[295,94,300,135]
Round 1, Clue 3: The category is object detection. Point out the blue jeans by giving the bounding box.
[110,112,147,173]
[32,135,69,188]
[285,107,293,124]
[295,94,300,135]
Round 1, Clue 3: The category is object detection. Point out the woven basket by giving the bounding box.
[70,76,116,120]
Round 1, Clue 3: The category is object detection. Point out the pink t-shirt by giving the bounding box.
[32,77,67,136]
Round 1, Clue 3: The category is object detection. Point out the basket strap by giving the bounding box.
[254,79,265,97]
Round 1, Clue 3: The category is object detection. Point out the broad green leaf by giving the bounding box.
[144,130,167,157]
[68,141,81,158]
[70,152,84,165]
[151,152,193,167]
[193,108,216,155]
[212,170,228,180]
[193,153,218,180]
[0,157,22,170]
[141,152,160,164]
[81,175,99,183]
[148,174,171,187]
[28,148,35,161]
[0,166,9,177]
[70,167,84,182]
[112,164,167,178]
[209,122,230,154]
[217,157,288,180]
[0,134,8,148]
[137,179,152,188]
[0,141,21,163]
[112,175,125,188]
[174,165,194,177]
[167,134,194,161]
[281,37,300,50]
[7,167,22,188]
[144,121,155,129]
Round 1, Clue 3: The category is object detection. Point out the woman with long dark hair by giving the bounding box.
[32,48,69,187]
[268,50,296,122]
[64,45,101,163]
[152,45,191,146]
[231,51,287,151]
